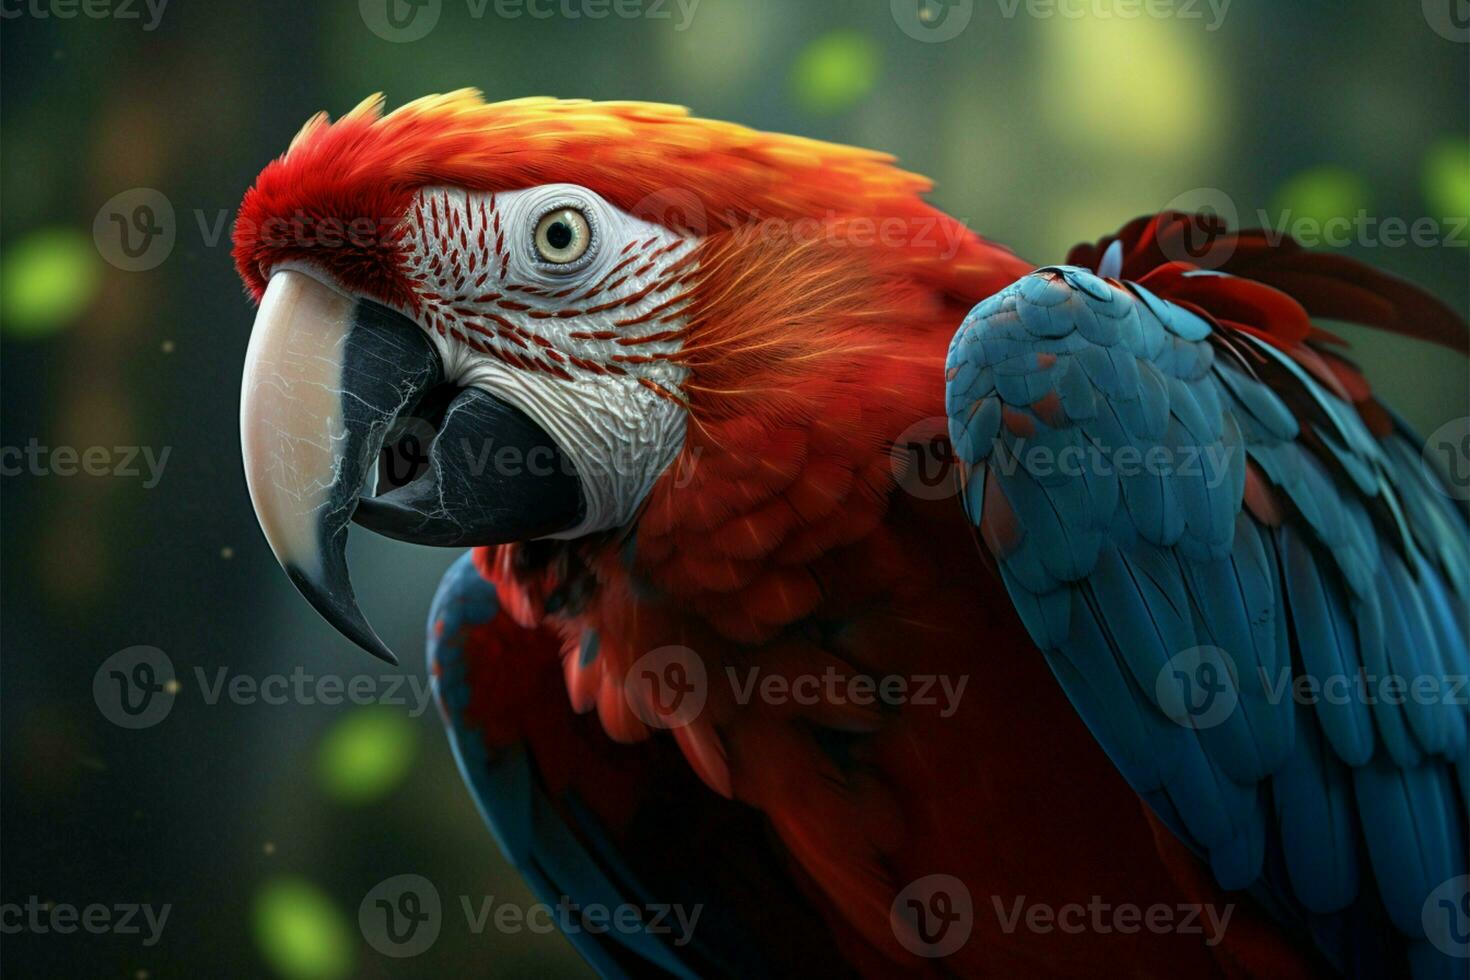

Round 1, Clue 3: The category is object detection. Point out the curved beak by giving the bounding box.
[240,270,585,663]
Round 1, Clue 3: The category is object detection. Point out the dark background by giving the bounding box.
[2,1,1466,977]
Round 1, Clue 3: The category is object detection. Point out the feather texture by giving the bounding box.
[948,248,1468,978]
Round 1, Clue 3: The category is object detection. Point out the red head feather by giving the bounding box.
[232,92,1034,566]
[233,90,1026,309]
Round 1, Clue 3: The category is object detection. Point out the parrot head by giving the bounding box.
[234,90,1024,661]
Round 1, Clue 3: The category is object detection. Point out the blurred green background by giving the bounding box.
[1,2,1465,977]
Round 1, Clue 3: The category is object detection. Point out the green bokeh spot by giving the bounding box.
[252,877,354,980]
[1423,137,1469,239]
[317,706,417,804]
[1271,166,1370,229]
[789,31,880,115]
[0,228,101,338]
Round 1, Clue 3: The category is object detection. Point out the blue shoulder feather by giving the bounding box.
[947,266,1469,977]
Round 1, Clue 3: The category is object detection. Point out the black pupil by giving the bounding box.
[546,219,573,251]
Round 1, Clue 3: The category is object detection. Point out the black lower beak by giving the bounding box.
[354,386,585,546]
[240,270,585,663]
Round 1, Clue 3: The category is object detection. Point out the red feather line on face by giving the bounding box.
[396,188,702,383]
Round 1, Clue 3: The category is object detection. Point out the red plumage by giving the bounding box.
[471,204,1359,976]
[236,94,1466,977]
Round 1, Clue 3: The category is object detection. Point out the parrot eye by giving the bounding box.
[533,206,592,266]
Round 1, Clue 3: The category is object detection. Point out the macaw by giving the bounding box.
[233,91,1469,978]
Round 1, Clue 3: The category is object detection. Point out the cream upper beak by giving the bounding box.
[239,269,358,585]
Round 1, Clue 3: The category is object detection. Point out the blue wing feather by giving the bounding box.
[947,266,1469,978]
[1274,709,1361,912]
[427,554,698,978]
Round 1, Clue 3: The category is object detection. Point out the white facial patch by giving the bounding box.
[393,183,697,538]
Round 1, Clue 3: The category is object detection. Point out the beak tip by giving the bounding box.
[366,645,401,668]
[284,564,400,667]
[356,632,400,667]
